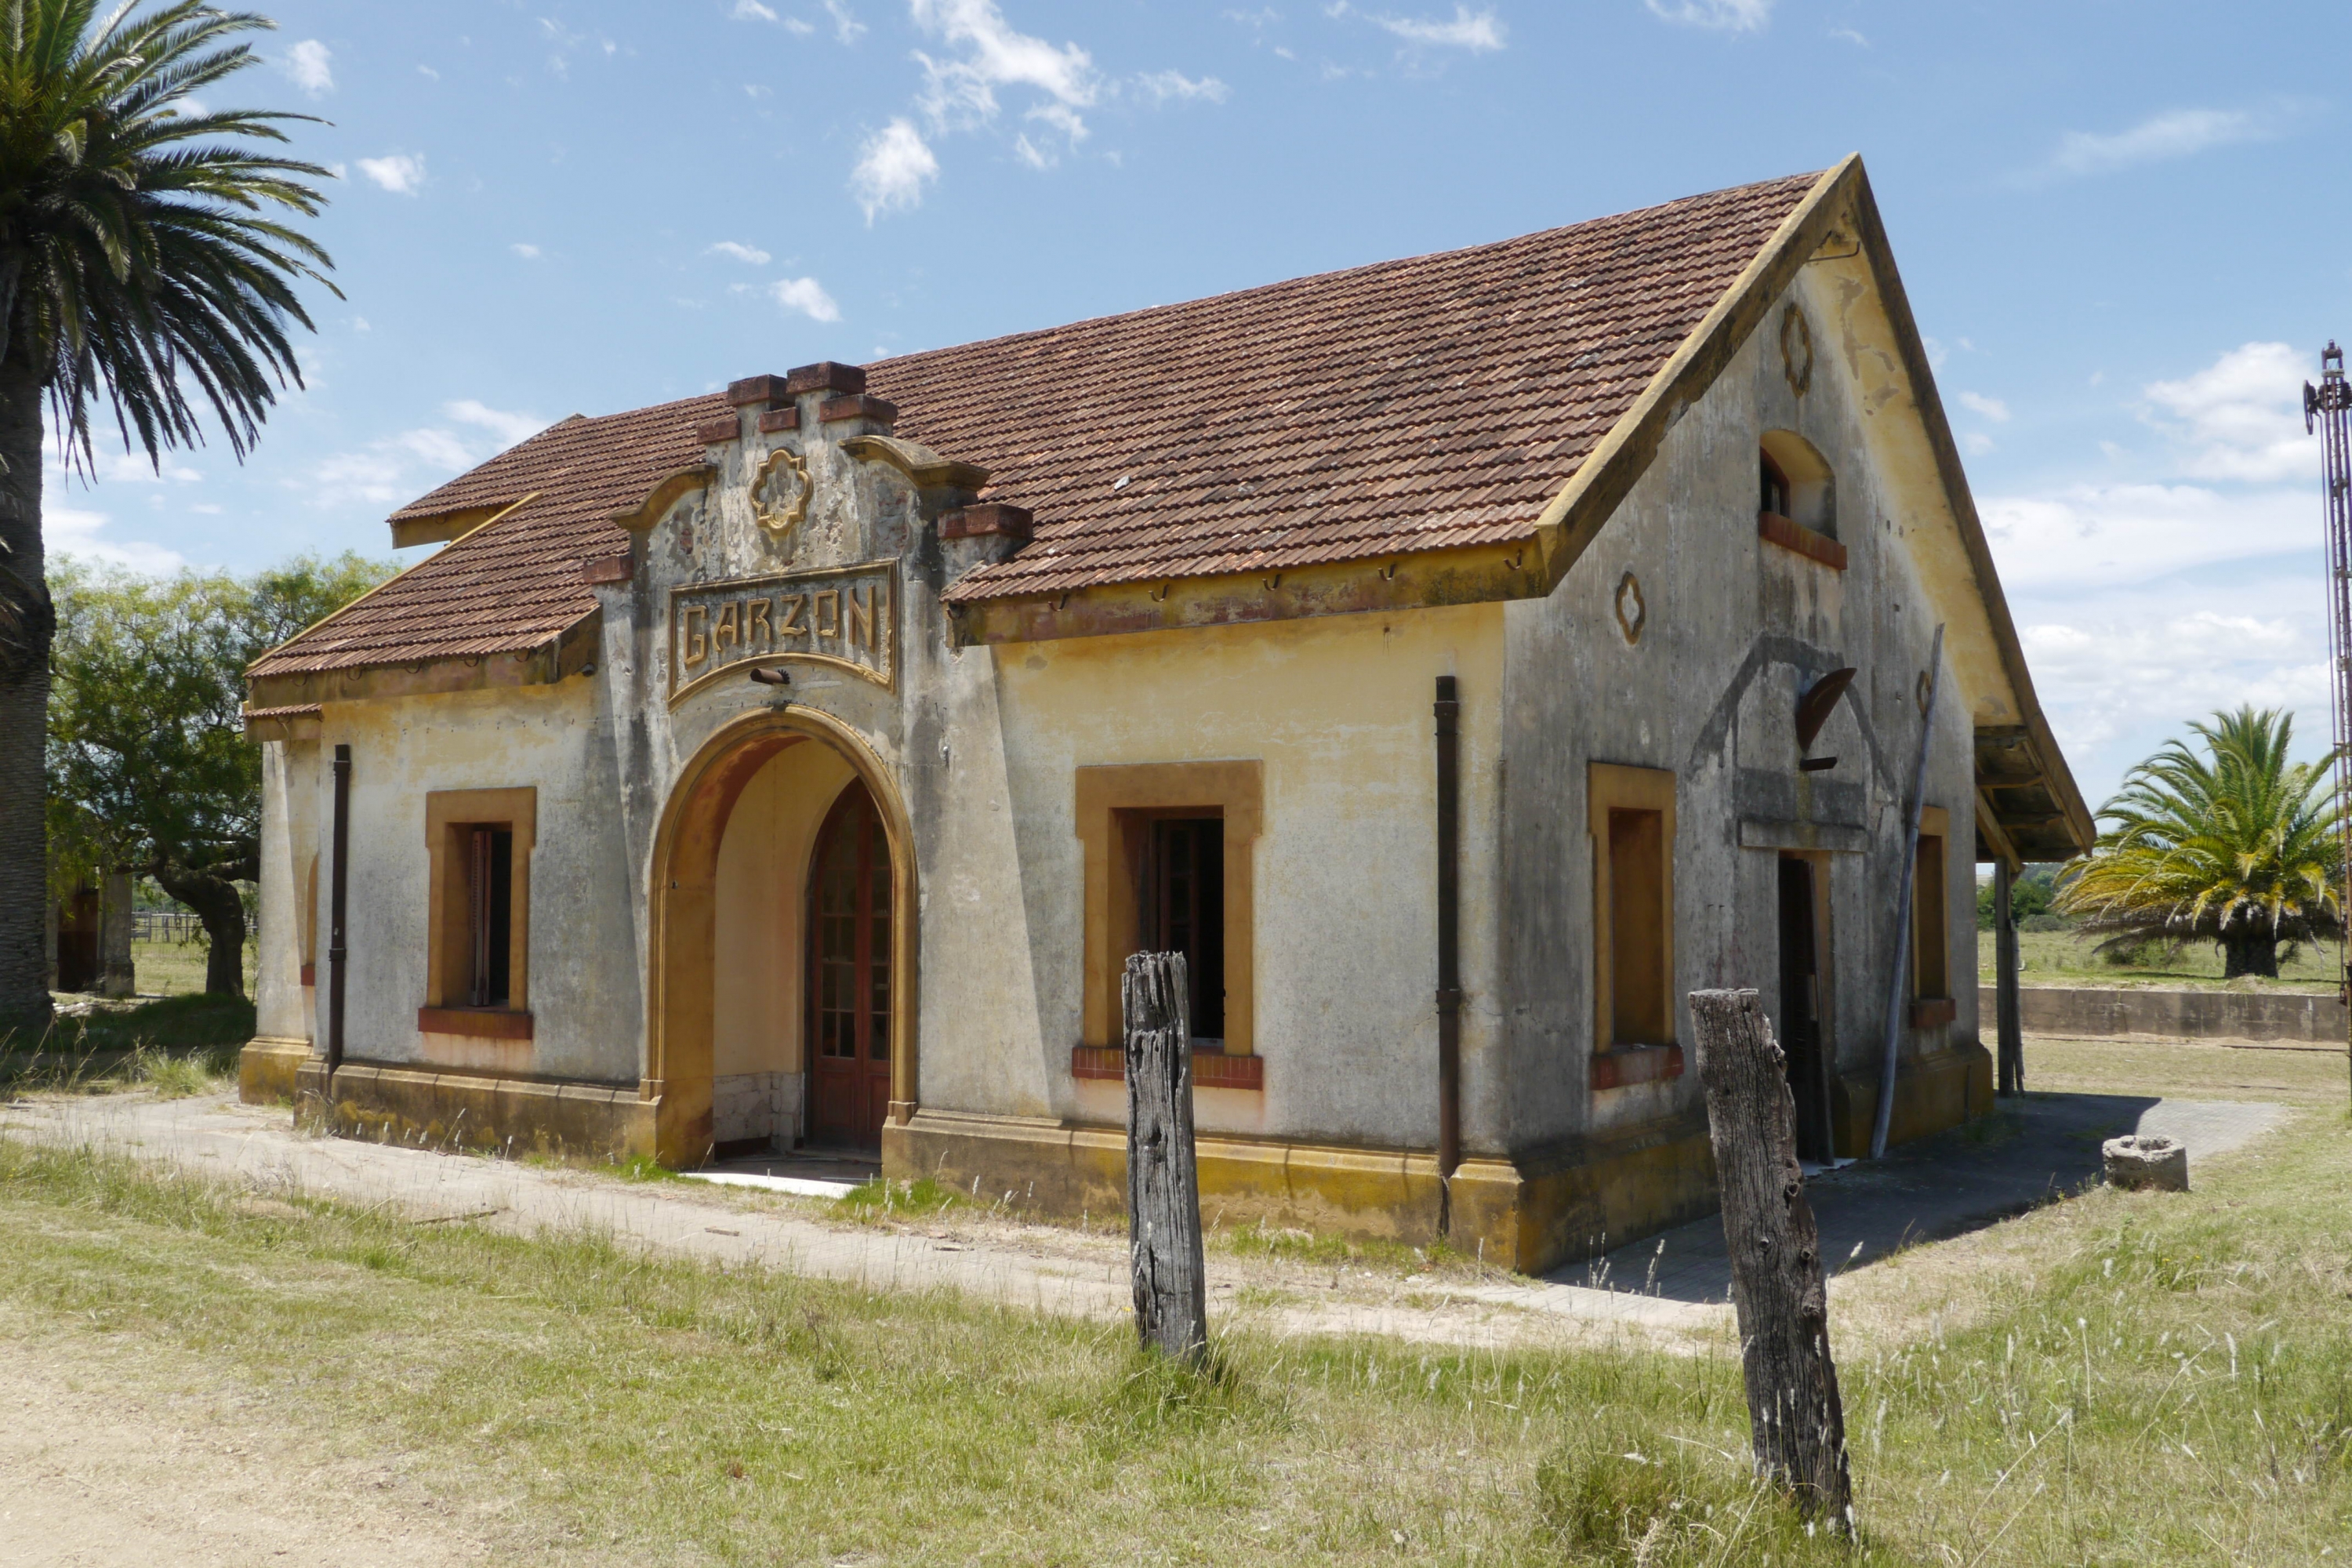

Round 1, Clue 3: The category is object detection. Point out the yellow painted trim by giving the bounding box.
[1588,762,1678,1054]
[1073,760,1265,1057]
[423,786,537,1016]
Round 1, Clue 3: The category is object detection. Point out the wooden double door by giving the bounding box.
[808,781,894,1149]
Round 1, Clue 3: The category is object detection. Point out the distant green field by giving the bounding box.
[1976,927,2342,993]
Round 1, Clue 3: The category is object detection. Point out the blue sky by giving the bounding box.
[42,0,2352,811]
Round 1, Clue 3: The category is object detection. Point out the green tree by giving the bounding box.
[46,554,387,995]
[2056,706,2343,978]
[0,1,334,1032]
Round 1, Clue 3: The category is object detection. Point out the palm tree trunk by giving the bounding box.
[0,347,52,1040]
[2221,928,2279,979]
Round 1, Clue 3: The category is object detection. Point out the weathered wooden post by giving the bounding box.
[1125,950,1207,1363]
[1689,988,1853,1524]
[1994,858,2024,1096]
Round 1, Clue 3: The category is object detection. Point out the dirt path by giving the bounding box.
[0,1093,1723,1354]
[0,1321,487,1568]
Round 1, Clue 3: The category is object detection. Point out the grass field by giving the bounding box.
[1976,927,2344,993]
[2,1036,2349,1563]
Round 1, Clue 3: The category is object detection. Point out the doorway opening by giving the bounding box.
[1777,854,1835,1163]
[808,779,895,1149]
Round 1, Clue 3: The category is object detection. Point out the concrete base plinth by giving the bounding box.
[290,1058,656,1163]
[237,1037,312,1105]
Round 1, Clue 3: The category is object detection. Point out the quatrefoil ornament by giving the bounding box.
[1614,571,1647,645]
[751,445,811,539]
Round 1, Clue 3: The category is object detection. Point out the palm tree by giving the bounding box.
[0,1,333,1035]
[2056,706,2343,979]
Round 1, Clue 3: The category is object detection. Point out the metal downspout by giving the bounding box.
[327,743,350,1081]
[1435,677,1461,1233]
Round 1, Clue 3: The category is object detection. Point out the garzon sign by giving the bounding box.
[669,561,896,702]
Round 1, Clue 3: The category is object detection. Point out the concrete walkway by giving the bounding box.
[1,1089,2290,1342]
[0,1094,1722,1347]
[1574,1091,2290,1305]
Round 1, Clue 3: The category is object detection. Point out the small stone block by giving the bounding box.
[2103,1134,2188,1192]
[756,406,800,434]
[725,373,791,407]
[580,554,631,585]
[695,414,742,444]
[940,503,1035,540]
[819,392,897,424]
[785,361,866,396]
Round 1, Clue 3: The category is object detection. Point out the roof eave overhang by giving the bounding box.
[245,610,601,713]
[946,537,1548,646]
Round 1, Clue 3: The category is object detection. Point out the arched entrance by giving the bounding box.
[807,779,894,1148]
[644,707,916,1167]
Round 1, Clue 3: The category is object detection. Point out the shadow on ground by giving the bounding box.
[1562,1092,2289,1305]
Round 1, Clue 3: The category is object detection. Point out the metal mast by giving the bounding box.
[2305,343,2352,1100]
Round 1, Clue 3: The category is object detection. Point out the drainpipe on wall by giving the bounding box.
[326,743,351,1081]
[1434,677,1462,1234]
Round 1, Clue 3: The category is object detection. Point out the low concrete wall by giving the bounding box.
[1983,984,2347,1044]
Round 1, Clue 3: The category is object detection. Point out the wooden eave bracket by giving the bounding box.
[839,434,989,492]
[611,464,717,531]
[1974,787,2021,873]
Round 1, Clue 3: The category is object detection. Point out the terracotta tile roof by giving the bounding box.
[249,394,724,677]
[254,171,1819,676]
[902,170,1821,601]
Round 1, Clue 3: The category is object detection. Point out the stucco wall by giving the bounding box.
[286,680,646,1086]
[252,737,317,1043]
[1497,270,1982,1163]
[906,604,1504,1149]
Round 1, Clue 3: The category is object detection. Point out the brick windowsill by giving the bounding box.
[1758,510,1848,571]
[1590,1042,1683,1091]
[417,1007,535,1040]
[1071,1044,1265,1091]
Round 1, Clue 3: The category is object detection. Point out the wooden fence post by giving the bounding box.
[1689,988,1853,1524]
[1125,950,1207,1363]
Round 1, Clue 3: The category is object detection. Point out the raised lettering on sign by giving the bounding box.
[668,561,897,699]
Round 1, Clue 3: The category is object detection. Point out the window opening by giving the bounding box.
[1607,807,1671,1047]
[466,826,514,1007]
[1139,816,1225,1041]
[1760,450,1793,521]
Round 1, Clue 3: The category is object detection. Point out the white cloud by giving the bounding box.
[1367,5,1505,49]
[357,153,426,194]
[1962,431,1995,456]
[2013,585,2327,771]
[851,118,938,223]
[297,406,544,510]
[912,0,1098,137]
[92,451,202,485]
[417,64,440,80]
[769,277,842,321]
[510,242,542,259]
[731,0,779,17]
[1013,133,1052,169]
[44,505,187,574]
[1644,0,1772,31]
[2043,107,2270,180]
[445,401,549,450]
[1136,69,1230,103]
[1829,25,1867,45]
[706,240,773,264]
[826,0,866,42]
[2142,340,2317,484]
[1956,391,2010,423]
[279,39,334,96]
[1980,482,2310,593]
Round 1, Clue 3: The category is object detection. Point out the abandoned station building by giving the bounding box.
[238,157,2090,1272]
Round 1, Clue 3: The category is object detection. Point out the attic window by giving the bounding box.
[1758,431,1836,538]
